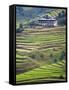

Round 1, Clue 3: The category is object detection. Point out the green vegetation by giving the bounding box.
[16,9,66,28]
[16,60,66,84]
[16,27,66,84]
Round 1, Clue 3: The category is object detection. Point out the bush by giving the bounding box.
[59,75,64,79]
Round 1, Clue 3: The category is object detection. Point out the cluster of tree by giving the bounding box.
[58,10,66,18]
[58,17,66,26]
[59,51,66,60]
[49,50,66,64]
[29,51,46,62]
[29,50,66,64]
[16,23,24,33]
[57,10,66,26]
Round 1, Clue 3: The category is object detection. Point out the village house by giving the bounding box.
[28,16,58,28]
[37,17,58,27]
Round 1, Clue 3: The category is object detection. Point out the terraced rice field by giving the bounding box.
[16,26,66,84]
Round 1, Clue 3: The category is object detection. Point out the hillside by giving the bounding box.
[16,6,66,28]
[16,26,66,84]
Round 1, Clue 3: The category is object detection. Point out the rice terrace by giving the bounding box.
[16,6,67,84]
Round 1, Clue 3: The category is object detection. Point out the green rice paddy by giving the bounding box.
[16,26,66,84]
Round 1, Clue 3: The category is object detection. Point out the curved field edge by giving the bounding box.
[16,60,66,84]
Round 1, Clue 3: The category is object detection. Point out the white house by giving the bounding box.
[37,17,57,27]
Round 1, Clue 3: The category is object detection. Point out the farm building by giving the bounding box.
[28,16,58,28]
[38,17,58,27]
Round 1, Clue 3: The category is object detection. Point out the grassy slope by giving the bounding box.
[16,27,66,84]
[16,60,66,84]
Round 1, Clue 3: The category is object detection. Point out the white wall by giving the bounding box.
[0,0,69,90]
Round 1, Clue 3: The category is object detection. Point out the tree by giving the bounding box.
[30,54,36,59]
[50,54,57,63]
[59,51,65,61]
[53,58,57,63]
[19,23,24,31]
[19,23,23,28]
